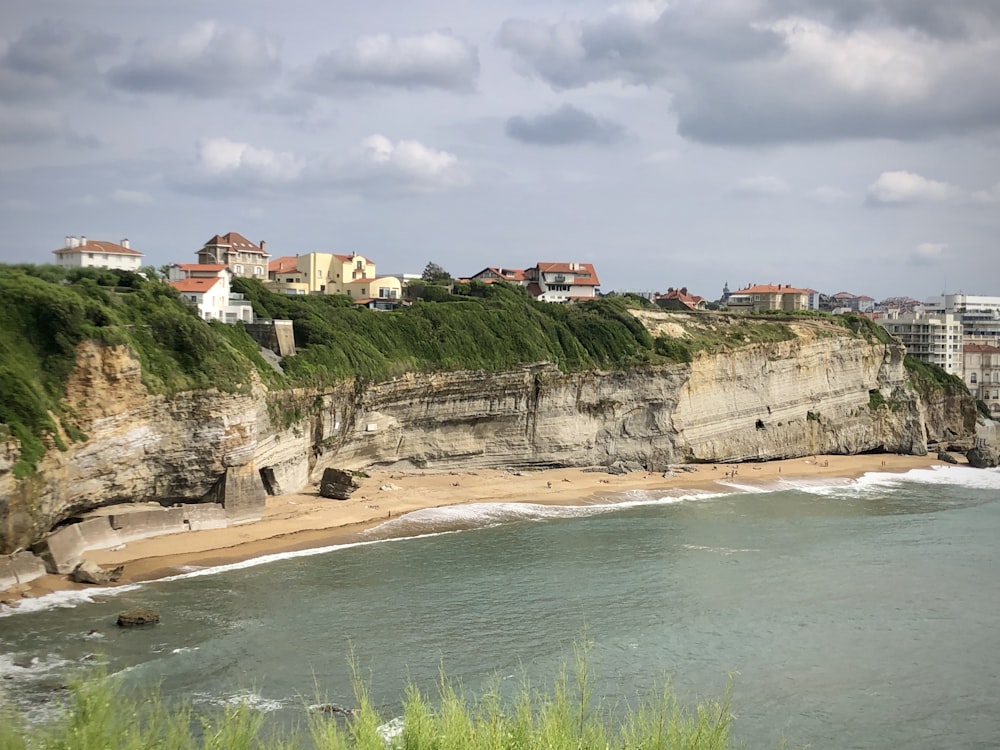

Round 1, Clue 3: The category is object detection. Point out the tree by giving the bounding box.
[421,261,452,283]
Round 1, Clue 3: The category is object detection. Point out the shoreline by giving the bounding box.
[2,454,957,605]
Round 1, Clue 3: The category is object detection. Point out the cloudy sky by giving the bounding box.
[2,0,998,301]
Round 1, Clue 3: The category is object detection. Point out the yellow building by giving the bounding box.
[266,252,402,304]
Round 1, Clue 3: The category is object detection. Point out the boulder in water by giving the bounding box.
[936,451,959,465]
[116,608,160,627]
[966,445,999,468]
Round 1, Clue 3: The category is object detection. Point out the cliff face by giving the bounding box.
[0,318,976,553]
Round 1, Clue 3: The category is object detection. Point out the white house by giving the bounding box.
[167,263,254,323]
[53,236,143,271]
[523,262,600,302]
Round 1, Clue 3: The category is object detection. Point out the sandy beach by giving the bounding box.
[4,453,956,602]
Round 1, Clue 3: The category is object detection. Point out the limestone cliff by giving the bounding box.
[0,313,977,553]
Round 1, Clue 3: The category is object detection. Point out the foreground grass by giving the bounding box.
[0,654,733,749]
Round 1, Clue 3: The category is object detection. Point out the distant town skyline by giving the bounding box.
[1,0,998,301]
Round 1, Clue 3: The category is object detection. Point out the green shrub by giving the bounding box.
[1,651,736,750]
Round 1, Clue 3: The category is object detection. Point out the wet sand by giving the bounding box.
[6,454,954,602]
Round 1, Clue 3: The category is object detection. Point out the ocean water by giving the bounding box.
[2,465,999,748]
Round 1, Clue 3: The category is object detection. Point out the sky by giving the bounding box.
[1,0,998,302]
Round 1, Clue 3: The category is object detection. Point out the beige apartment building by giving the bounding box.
[726,283,810,313]
[267,252,402,303]
[964,343,1000,417]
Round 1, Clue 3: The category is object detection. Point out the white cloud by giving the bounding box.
[760,18,930,104]
[353,134,468,191]
[109,21,280,97]
[197,137,304,183]
[866,170,958,205]
[302,31,479,93]
[731,175,790,197]
[112,189,154,205]
[911,242,949,264]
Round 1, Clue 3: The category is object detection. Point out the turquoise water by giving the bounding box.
[2,466,999,748]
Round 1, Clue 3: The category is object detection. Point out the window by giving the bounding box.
[356,260,363,270]
[550,284,570,292]
[317,269,323,278]
[971,373,977,383]
[255,266,263,276]
[234,265,244,274]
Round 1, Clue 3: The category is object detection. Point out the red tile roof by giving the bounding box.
[965,343,1000,354]
[734,283,810,295]
[54,240,142,256]
[269,256,299,274]
[471,267,527,283]
[332,253,370,263]
[169,277,221,294]
[535,262,600,286]
[202,232,265,253]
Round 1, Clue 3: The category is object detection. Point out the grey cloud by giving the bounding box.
[0,20,118,100]
[769,0,1000,40]
[498,1,1000,145]
[302,30,479,94]
[497,9,778,90]
[108,21,280,97]
[0,109,100,147]
[505,104,625,146]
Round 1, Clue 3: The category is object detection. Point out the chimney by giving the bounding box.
[80,236,87,246]
[260,240,266,252]
[65,235,72,248]
[121,238,130,249]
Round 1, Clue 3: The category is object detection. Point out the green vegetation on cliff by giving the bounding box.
[0,266,268,477]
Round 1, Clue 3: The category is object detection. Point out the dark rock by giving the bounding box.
[966,445,999,469]
[314,703,356,716]
[116,608,160,627]
[319,468,361,500]
[71,559,124,585]
[936,451,959,465]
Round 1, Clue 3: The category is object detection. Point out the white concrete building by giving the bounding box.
[53,236,143,271]
[925,294,1000,347]
[879,313,964,375]
[167,263,254,323]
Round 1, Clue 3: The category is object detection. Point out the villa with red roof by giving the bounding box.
[196,232,270,279]
[655,287,707,311]
[726,283,810,313]
[53,236,143,271]
[524,262,600,302]
[468,267,528,285]
[166,263,253,323]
